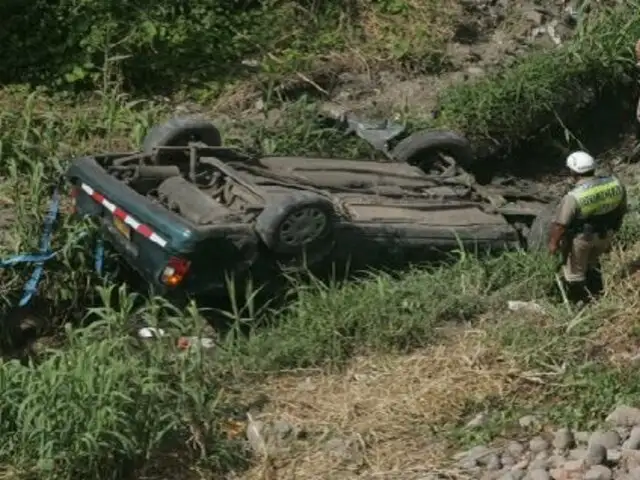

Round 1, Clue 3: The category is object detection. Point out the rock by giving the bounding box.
[503,471,526,480]
[508,441,526,458]
[502,454,516,467]
[529,455,549,471]
[530,436,550,454]
[569,448,587,460]
[468,413,489,428]
[575,431,591,444]
[548,454,567,468]
[513,458,530,471]
[523,10,545,25]
[586,443,607,466]
[616,427,631,441]
[271,420,295,440]
[589,430,622,449]
[324,435,363,463]
[485,454,502,470]
[623,426,640,449]
[606,448,622,463]
[553,428,576,450]
[606,405,640,427]
[528,469,552,480]
[459,457,479,469]
[481,471,505,480]
[519,415,541,428]
[246,418,267,454]
[466,66,486,77]
[550,459,586,480]
[621,449,640,470]
[499,473,521,480]
[584,465,613,480]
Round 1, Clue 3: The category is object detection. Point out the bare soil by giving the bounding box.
[205,0,579,122]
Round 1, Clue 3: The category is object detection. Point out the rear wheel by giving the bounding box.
[142,117,222,165]
[255,192,337,267]
[391,130,475,174]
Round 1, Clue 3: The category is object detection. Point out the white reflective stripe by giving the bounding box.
[101,199,116,212]
[124,216,141,230]
[80,183,94,195]
[149,233,168,247]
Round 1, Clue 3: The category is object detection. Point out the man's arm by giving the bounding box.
[548,195,575,254]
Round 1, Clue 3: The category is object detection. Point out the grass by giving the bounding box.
[3,4,640,478]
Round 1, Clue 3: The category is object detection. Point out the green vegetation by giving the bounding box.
[0,0,462,92]
[2,0,640,478]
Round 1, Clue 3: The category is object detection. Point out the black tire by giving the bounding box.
[255,192,337,260]
[527,202,559,251]
[391,129,475,172]
[143,117,222,164]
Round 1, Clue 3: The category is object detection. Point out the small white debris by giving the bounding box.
[507,301,546,314]
[137,327,166,339]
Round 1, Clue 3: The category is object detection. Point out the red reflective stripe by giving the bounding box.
[112,208,127,220]
[137,224,153,238]
[79,183,168,248]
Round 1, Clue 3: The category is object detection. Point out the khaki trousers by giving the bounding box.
[562,231,614,283]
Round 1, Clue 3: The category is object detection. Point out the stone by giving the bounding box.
[553,428,576,450]
[616,427,631,441]
[529,457,549,470]
[584,465,613,480]
[621,449,640,470]
[508,441,526,458]
[271,420,294,440]
[589,430,622,449]
[483,453,502,470]
[324,435,363,463]
[481,471,504,480]
[530,436,550,454]
[606,448,622,463]
[499,473,520,480]
[548,454,567,468]
[575,431,591,444]
[568,448,587,460]
[523,10,545,25]
[467,413,488,427]
[528,469,551,480]
[519,415,541,428]
[585,443,607,466]
[549,459,586,480]
[606,405,640,427]
[624,426,640,449]
[504,470,526,480]
[502,454,516,467]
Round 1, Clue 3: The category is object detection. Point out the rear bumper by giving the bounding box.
[66,156,258,297]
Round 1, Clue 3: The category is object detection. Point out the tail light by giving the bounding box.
[160,256,191,287]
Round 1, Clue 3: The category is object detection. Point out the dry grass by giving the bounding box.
[235,326,523,479]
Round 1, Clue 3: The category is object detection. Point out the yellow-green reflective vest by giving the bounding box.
[568,176,624,219]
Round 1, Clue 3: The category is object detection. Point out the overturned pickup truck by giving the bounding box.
[65,111,556,298]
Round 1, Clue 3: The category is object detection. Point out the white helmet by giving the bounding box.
[566,151,596,174]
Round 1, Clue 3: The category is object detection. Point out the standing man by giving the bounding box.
[548,151,628,303]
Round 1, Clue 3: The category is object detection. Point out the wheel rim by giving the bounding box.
[279,207,328,247]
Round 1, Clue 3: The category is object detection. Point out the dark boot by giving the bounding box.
[560,279,589,305]
[585,267,604,299]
